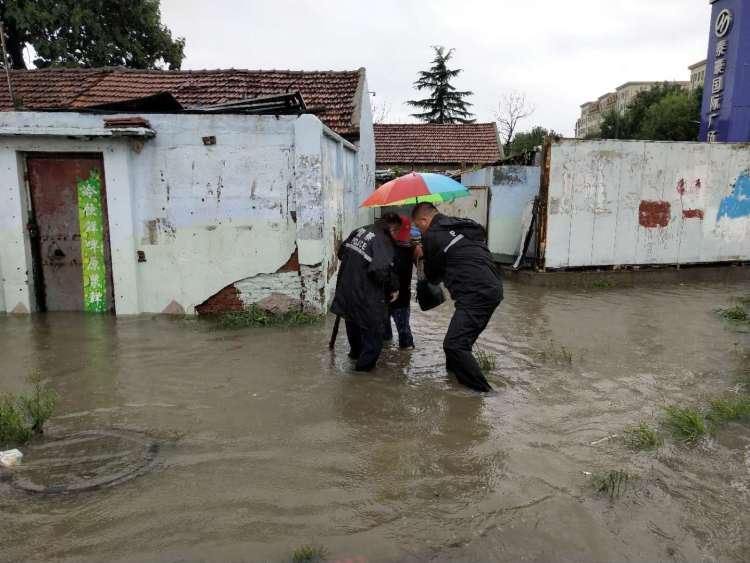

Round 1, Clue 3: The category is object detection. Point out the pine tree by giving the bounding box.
[407,46,475,124]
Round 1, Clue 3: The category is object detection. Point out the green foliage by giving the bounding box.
[19,371,57,433]
[215,306,323,329]
[291,544,328,563]
[0,372,57,448]
[591,278,615,289]
[707,397,750,424]
[1,0,185,69]
[623,422,662,450]
[509,126,559,157]
[662,405,706,444]
[718,305,748,323]
[591,469,636,500]
[0,394,32,449]
[407,46,475,124]
[598,83,701,141]
[473,349,496,373]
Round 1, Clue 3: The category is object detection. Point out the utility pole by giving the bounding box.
[0,18,17,108]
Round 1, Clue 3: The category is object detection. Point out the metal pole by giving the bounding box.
[0,18,16,108]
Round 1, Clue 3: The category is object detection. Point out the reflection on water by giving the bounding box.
[1,278,749,562]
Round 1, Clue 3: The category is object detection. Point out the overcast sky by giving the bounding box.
[160,0,711,136]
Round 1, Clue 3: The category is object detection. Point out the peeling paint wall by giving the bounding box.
[461,166,540,260]
[0,110,372,315]
[544,139,750,269]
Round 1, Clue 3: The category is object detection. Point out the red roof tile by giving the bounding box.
[374,123,502,166]
[0,67,365,136]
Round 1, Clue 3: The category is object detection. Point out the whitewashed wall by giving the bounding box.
[0,110,370,315]
[544,139,750,269]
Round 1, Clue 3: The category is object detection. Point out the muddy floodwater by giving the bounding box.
[2,275,750,562]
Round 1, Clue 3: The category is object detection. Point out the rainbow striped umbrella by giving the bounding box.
[361,172,469,208]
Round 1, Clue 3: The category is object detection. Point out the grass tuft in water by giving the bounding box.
[707,396,750,425]
[591,278,615,289]
[473,349,496,373]
[19,370,57,433]
[623,422,662,450]
[0,394,33,449]
[541,341,573,365]
[662,405,706,445]
[214,306,323,329]
[591,469,636,500]
[717,305,748,322]
[291,544,328,563]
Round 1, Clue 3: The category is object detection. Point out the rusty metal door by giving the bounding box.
[27,155,114,313]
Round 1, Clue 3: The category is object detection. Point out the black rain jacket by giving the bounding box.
[422,214,503,308]
[331,223,398,330]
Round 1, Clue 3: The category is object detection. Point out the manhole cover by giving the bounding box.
[9,430,158,494]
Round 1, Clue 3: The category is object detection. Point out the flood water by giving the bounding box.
[1,276,750,563]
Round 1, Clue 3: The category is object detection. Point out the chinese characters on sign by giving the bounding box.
[76,169,107,313]
[708,8,733,143]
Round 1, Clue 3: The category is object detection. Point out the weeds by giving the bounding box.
[717,305,748,322]
[0,372,57,449]
[591,279,615,289]
[591,469,636,500]
[473,349,496,373]
[291,544,328,563]
[0,395,32,449]
[707,396,750,424]
[541,341,573,365]
[623,422,662,450]
[214,306,323,329]
[662,405,706,445]
[19,370,57,433]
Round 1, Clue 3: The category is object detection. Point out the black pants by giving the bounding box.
[345,320,384,372]
[443,303,500,392]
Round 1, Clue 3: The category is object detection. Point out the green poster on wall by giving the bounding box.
[77,169,108,313]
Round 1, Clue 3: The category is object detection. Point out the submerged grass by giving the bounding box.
[473,349,496,373]
[291,544,328,563]
[707,396,750,424]
[591,278,615,289]
[662,405,706,445]
[214,306,323,329]
[0,371,57,449]
[540,341,573,365]
[591,469,637,500]
[717,305,749,322]
[623,422,662,451]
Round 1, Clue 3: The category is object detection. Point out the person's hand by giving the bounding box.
[390,291,399,303]
[413,245,423,260]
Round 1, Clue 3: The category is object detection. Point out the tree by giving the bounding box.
[371,100,391,124]
[495,91,534,151]
[509,125,559,157]
[638,90,701,141]
[0,0,185,70]
[407,46,474,124]
[598,82,699,141]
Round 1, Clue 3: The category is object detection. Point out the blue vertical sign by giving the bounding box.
[700,0,750,142]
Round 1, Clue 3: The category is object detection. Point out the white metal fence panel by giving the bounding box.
[545,139,750,269]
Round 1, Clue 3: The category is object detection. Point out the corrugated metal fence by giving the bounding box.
[542,139,750,269]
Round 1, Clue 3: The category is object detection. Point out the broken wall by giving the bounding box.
[544,139,750,269]
[0,111,365,315]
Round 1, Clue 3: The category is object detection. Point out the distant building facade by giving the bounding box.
[574,62,705,138]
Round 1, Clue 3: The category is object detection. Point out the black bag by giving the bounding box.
[416,280,445,311]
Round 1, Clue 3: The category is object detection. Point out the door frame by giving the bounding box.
[23,152,116,314]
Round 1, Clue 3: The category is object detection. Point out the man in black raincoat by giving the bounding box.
[331,214,402,372]
[412,203,503,392]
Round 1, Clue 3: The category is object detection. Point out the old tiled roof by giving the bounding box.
[374,123,502,165]
[0,67,365,136]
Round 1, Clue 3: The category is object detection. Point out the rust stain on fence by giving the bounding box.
[639,201,671,228]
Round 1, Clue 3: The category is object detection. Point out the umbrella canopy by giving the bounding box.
[361,172,470,208]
